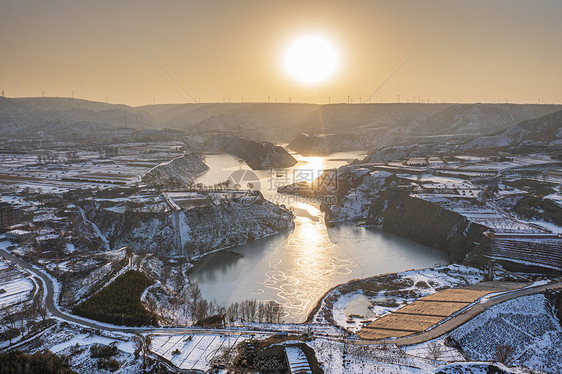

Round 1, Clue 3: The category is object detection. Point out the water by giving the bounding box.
[195,151,365,200]
[190,152,449,322]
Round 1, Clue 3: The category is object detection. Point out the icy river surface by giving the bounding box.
[189,152,449,322]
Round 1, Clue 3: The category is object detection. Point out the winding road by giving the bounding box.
[1,244,561,350]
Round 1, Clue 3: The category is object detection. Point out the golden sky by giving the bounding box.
[1,0,561,105]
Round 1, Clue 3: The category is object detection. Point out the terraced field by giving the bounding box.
[358,282,524,340]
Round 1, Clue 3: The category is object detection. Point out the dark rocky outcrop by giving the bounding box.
[207,135,297,169]
[365,189,491,264]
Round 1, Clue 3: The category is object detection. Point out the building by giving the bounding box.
[406,157,429,166]
[6,229,33,242]
[0,202,16,228]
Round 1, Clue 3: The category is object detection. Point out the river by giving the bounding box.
[190,152,449,322]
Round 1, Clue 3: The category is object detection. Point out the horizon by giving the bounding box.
[3,95,562,107]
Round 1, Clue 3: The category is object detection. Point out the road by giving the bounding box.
[2,245,561,349]
[0,246,330,339]
[353,278,562,346]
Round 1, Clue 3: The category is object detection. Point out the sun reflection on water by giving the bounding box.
[295,156,326,182]
[260,206,357,316]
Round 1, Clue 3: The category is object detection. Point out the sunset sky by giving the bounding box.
[1,0,561,105]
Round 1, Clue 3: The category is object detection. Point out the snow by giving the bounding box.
[0,145,188,193]
[285,346,312,373]
[318,265,485,331]
[0,277,34,308]
[328,170,392,221]
[449,293,562,373]
[77,206,110,250]
[0,257,35,308]
[434,362,515,374]
[403,337,466,362]
[521,219,562,234]
[150,333,258,371]
[64,243,76,254]
[308,338,440,373]
[50,333,135,354]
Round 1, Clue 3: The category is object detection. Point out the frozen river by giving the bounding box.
[189,152,449,322]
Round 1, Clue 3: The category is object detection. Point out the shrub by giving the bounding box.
[90,344,118,359]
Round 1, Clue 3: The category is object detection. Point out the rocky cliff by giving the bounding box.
[206,135,297,169]
[80,192,294,259]
[365,190,490,263]
[324,167,394,222]
[141,153,209,187]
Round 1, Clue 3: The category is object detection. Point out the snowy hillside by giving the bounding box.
[3,97,560,143]
[409,103,560,136]
[80,192,294,258]
[141,153,209,186]
[461,109,562,150]
[449,293,562,373]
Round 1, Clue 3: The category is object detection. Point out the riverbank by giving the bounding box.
[307,265,489,331]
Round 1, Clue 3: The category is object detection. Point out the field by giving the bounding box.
[358,283,524,340]
[150,333,255,371]
[449,293,562,373]
[0,143,184,194]
[0,248,35,310]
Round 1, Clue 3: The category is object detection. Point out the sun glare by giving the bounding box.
[283,34,340,85]
[296,156,326,181]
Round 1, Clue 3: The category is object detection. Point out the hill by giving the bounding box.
[461,109,562,151]
[1,97,560,147]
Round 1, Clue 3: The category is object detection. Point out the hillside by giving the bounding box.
[1,97,560,146]
[408,103,560,136]
[0,97,151,138]
[461,109,562,150]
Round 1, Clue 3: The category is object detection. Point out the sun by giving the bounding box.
[283,34,340,85]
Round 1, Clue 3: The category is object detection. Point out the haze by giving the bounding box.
[1,0,561,105]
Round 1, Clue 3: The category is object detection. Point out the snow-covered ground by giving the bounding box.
[0,277,34,308]
[0,144,185,194]
[403,337,466,362]
[49,333,135,355]
[0,254,35,309]
[449,293,562,373]
[149,333,263,371]
[314,265,486,332]
[309,338,441,373]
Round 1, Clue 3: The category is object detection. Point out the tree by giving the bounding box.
[264,301,283,323]
[427,341,442,360]
[187,282,202,320]
[194,299,209,321]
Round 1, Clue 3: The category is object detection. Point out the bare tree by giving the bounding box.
[187,282,201,310]
[427,341,442,360]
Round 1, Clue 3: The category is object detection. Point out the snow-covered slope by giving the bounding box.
[81,193,294,259]
[410,103,561,136]
[141,153,209,186]
[0,96,152,138]
[326,168,393,221]
[449,293,562,373]
[4,97,560,144]
[461,109,562,150]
